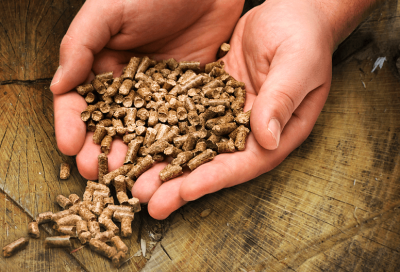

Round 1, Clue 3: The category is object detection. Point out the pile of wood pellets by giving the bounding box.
[80,56,251,183]
[2,52,251,267]
[3,181,141,268]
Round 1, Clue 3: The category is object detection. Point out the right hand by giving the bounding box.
[50,0,244,179]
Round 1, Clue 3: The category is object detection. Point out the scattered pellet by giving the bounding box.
[78,231,92,244]
[217,43,230,59]
[60,162,70,180]
[3,237,29,258]
[217,138,236,153]
[68,194,80,205]
[200,209,212,218]
[88,221,101,237]
[113,211,134,237]
[54,225,77,237]
[103,196,114,206]
[95,230,115,242]
[101,135,113,155]
[76,220,88,235]
[127,198,141,213]
[45,236,71,248]
[124,177,135,192]
[56,214,82,226]
[51,210,72,222]
[36,211,53,224]
[69,204,80,214]
[124,138,142,164]
[171,151,194,166]
[103,164,132,186]
[89,239,117,259]
[78,204,97,222]
[126,155,154,179]
[187,149,217,171]
[111,236,128,255]
[28,222,40,238]
[112,251,127,268]
[160,164,183,182]
[56,195,73,209]
[107,205,134,213]
[97,153,109,185]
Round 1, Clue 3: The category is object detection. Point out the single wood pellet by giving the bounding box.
[2,237,29,257]
[44,236,72,248]
[60,162,70,179]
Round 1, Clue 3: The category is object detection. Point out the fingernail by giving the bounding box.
[267,118,281,149]
[50,65,63,86]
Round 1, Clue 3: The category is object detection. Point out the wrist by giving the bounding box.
[312,0,386,49]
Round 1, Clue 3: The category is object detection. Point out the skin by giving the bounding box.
[51,0,384,219]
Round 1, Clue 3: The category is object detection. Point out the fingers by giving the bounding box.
[147,175,189,220]
[131,162,168,203]
[50,1,123,94]
[53,92,87,156]
[131,163,189,220]
[76,133,127,180]
[250,45,331,150]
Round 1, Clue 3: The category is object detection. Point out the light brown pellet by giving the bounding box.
[126,155,154,179]
[187,149,217,171]
[28,221,40,238]
[45,236,71,248]
[56,195,73,209]
[89,239,117,259]
[60,162,71,180]
[3,237,29,257]
[159,164,183,182]
[103,164,132,186]
[124,138,142,164]
[54,225,77,237]
[57,214,82,226]
[51,210,71,222]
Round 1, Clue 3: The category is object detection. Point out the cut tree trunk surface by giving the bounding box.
[0,1,400,271]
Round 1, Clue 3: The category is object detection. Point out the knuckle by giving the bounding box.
[270,90,296,121]
[60,34,74,48]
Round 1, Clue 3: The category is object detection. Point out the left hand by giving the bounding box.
[133,0,335,219]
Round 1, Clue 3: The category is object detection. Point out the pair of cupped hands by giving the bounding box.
[50,0,335,219]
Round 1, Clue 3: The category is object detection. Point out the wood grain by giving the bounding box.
[1,0,400,271]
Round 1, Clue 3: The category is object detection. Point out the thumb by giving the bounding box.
[250,47,330,150]
[50,1,122,94]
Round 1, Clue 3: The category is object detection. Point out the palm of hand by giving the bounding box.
[138,1,335,219]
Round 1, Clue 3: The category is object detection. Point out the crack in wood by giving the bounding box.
[0,78,52,86]
[160,243,172,261]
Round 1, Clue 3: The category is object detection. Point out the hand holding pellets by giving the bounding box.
[78,56,251,182]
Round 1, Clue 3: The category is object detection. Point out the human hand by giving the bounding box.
[134,0,337,219]
[50,0,244,178]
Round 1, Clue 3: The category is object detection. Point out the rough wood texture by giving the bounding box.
[1,0,400,271]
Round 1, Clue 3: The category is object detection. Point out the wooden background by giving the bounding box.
[1,0,400,271]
